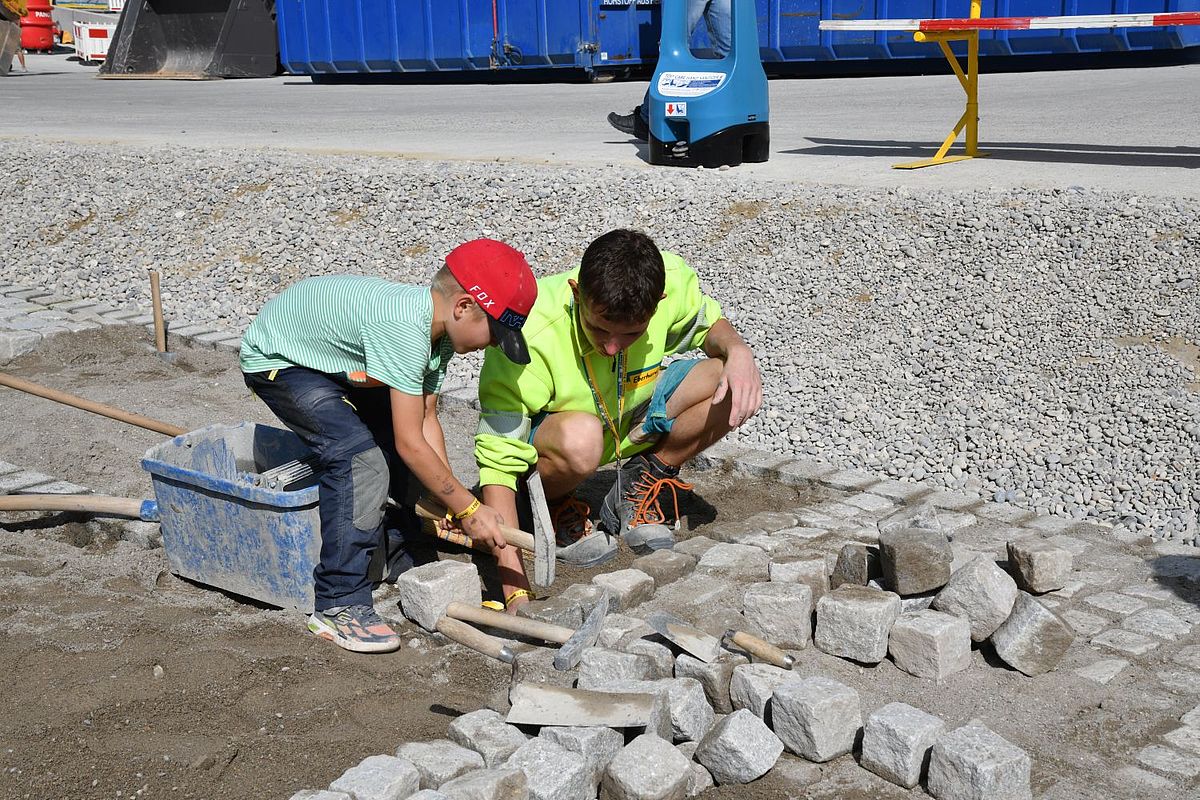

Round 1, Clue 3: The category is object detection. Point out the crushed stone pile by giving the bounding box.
[1,140,1196,541]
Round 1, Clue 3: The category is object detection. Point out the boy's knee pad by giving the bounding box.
[351,447,390,531]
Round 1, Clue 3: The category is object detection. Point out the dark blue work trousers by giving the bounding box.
[244,367,436,611]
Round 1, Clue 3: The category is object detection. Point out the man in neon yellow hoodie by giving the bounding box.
[475,229,762,606]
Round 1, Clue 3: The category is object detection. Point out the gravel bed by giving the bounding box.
[2,140,1196,541]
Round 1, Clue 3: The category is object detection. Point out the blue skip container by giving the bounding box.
[141,423,321,612]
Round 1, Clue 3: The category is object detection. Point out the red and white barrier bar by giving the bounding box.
[820,11,1200,32]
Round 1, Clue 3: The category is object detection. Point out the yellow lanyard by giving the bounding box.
[583,349,625,463]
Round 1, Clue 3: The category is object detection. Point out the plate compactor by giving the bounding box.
[648,0,769,169]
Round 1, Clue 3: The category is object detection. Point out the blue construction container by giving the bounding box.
[276,0,1199,78]
[142,423,322,612]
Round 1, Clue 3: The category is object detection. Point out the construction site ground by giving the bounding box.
[1,49,1198,800]
[0,327,814,799]
[1,327,1198,800]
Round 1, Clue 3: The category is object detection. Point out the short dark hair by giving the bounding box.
[578,229,665,324]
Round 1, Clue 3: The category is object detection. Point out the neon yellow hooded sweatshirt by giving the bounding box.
[474,252,723,491]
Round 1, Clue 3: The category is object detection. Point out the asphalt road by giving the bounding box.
[2,53,1197,196]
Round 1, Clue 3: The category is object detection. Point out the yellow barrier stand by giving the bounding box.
[893,0,987,170]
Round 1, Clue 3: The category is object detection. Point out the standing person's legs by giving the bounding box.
[697,0,733,58]
[637,0,731,124]
[244,368,399,652]
[346,386,439,579]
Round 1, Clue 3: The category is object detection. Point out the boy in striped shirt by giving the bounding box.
[240,239,536,653]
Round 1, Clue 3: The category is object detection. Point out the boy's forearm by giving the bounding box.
[423,413,451,469]
[396,437,476,515]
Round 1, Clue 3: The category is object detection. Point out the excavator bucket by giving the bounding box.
[100,0,278,79]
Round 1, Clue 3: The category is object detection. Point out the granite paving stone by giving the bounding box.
[1136,745,1200,778]
[1083,591,1148,616]
[770,676,861,763]
[1061,609,1107,636]
[932,556,1018,642]
[927,725,1032,800]
[601,734,690,800]
[861,702,945,789]
[693,709,783,785]
[1073,659,1129,685]
[1163,725,1200,756]
[1121,608,1193,641]
[820,468,878,492]
[395,741,485,790]
[329,755,420,800]
[1090,629,1161,656]
[815,585,901,664]
[989,593,1075,676]
[502,738,592,800]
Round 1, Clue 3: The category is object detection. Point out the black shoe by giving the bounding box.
[599,453,692,538]
[607,109,649,142]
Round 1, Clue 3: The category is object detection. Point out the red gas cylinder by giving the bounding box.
[20,0,56,52]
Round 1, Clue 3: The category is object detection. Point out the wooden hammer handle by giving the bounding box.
[726,631,795,669]
[446,601,573,645]
[414,497,538,553]
[0,494,146,518]
[435,616,514,663]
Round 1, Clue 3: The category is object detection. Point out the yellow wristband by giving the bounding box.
[505,589,535,608]
[453,497,482,520]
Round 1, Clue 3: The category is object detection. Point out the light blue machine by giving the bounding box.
[648,0,770,168]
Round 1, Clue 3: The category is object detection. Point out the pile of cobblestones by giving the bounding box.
[283,459,1198,799]
[1,140,1195,541]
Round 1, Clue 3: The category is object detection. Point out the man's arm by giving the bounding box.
[390,387,507,549]
[702,318,763,427]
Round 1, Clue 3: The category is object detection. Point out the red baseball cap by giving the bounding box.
[445,238,537,365]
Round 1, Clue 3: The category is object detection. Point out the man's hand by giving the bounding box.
[459,503,509,551]
[711,343,762,428]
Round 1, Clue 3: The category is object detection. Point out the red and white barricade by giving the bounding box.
[820,11,1200,33]
[819,9,1200,169]
[73,21,115,65]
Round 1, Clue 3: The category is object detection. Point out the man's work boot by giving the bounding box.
[599,453,693,554]
[606,108,650,142]
[549,495,618,568]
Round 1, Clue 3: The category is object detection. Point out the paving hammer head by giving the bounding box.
[525,471,556,587]
[551,588,609,671]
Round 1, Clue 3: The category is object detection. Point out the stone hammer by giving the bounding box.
[399,564,607,670]
[412,477,556,588]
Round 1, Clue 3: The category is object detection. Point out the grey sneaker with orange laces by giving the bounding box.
[549,494,618,568]
[599,453,693,554]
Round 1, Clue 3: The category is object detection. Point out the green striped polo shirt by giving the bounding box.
[239,275,453,395]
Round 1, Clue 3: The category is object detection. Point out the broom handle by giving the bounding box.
[0,372,186,437]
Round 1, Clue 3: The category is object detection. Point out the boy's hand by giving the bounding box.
[460,504,508,551]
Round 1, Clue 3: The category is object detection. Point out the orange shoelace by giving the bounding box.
[550,496,593,544]
[626,474,694,528]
